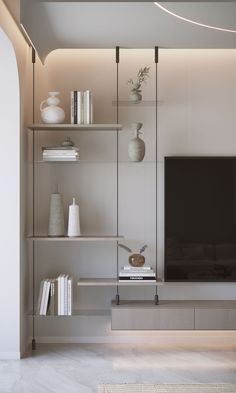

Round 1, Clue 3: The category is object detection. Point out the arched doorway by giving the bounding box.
[0,27,20,358]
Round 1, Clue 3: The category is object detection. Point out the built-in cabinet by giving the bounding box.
[112,301,236,330]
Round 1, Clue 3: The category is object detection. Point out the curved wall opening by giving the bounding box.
[0,27,20,357]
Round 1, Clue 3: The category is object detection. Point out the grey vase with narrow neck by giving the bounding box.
[128,122,145,162]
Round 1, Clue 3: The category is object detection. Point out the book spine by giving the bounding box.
[43,280,51,315]
[55,278,59,316]
[64,275,68,315]
[77,91,83,124]
[37,280,44,315]
[39,280,47,315]
[123,266,151,271]
[83,90,92,124]
[60,275,65,315]
[58,275,61,315]
[49,280,55,316]
[70,91,74,124]
[74,91,77,124]
[68,277,72,316]
[119,273,156,277]
[119,276,156,281]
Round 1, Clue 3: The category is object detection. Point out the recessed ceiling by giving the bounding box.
[20,1,236,63]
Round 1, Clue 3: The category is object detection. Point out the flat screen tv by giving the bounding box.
[165,157,236,282]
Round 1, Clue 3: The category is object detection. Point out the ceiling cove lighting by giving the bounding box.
[153,2,236,34]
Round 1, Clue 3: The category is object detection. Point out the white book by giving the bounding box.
[43,157,80,162]
[83,90,93,124]
[77,91,83,124]
[64,274,69,315]
[123,266,151,271]
[37,280,45,315]
[39,279,48,315]
[119,272,156,277]
[43,150,79,156]
[119,278,156,282]
[57,275,61,315]
[42,280,51,315]
[60,274,65,315]
[70,91,74,124]
[67,276,73,316]
[48,280,55,316]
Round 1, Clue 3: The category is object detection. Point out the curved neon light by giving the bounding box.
[154,2,236,34]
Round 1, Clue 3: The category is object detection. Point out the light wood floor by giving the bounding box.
[1,344,236,393]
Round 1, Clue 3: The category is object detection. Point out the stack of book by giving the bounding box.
[71,90,93,124]
[42,146,80,161]
[119,266,156,282]
[37,274,73,316]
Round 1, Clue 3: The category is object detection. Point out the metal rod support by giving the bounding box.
[155,293,159,305]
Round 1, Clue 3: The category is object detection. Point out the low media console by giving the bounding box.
[111,300,236,330]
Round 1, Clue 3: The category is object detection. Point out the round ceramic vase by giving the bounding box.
[129,253,145,267]
[40,92,65,124]
[129,91,142,103]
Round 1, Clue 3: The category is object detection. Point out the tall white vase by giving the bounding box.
[48,192,65,237]
[68,198,81,237]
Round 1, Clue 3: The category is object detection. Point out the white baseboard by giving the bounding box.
[30,332,236,347]
[0,352,21,360]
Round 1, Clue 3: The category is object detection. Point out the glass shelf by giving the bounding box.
[112,100,162,107]
[27,124,123,131]
[27,236,124,242]
[77,278,163,287]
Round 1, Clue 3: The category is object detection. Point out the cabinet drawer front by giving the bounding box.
[195,308,236,330]
[159,309,194,330]
[111,308,160,330]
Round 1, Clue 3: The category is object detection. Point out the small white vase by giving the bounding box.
[68,198,81,237]
[40,92,65,124]
[48,192,65,237]
[128,122,145,162]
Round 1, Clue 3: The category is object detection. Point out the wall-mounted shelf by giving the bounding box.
[28,236,124,242]
[77,278,163,287]
[30,309,110,317]
[27,124,123,131]
[34,160,158,164]
[112,100,162,107]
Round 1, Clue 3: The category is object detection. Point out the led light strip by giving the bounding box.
[154,2,236,34]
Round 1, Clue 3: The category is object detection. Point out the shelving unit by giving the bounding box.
[29,46,161,350]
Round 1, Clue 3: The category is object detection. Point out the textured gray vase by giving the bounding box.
[48,192,65,236]
[129,91,142,103]
[128,122,145,162]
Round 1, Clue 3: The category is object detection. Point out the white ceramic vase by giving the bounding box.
[40,92,65,124]
[48,192,65,236]
[128,122,145,162]
[68,198,81,237]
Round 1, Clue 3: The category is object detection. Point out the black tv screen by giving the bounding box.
[165,157,236,282]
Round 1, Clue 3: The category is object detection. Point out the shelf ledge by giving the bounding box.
[27,236,124,242]
[27,124,123,131]
[77,278,163,287]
